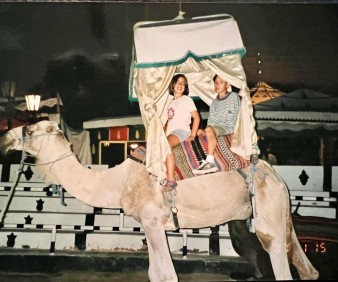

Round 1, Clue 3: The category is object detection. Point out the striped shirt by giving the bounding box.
[207,92,240,134]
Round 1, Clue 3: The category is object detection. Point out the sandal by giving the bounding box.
[160,179,177,192]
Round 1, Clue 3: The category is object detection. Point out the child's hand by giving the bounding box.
[197,129,204,136]
[186,135,195,142]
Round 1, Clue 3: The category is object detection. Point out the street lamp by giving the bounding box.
[25,94,41,123]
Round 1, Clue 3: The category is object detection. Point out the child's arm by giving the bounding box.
[187,110,200,141]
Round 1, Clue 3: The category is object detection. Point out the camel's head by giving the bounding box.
[0,120,68,157]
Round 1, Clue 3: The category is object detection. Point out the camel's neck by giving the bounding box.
[37,155,128,209]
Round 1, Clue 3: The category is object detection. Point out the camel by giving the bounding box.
[0,120,319,281]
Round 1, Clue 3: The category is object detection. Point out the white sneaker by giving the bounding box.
[192,160,218,175]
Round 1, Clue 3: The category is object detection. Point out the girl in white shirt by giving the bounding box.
[162,74,200,191]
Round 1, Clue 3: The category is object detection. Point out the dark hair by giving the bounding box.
[168,74,189,96]
[213,74,235,89]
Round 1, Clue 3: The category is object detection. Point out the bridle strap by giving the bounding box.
[22,150,73,166]
[18,125,72,166]
[22,125,27,139]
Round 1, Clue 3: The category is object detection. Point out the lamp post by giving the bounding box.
[25,94,41,124]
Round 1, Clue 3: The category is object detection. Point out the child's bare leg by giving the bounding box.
[193,127,218,174]
[205,126,217,160]
[164,135,180,190]
[165,153,176,182]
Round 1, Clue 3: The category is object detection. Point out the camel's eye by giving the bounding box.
[26,124,37,134]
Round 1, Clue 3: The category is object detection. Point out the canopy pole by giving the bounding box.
[174,1,185,20]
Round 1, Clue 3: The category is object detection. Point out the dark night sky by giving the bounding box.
[1,2,338,128]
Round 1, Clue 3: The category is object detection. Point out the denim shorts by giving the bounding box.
[167,129,190,142]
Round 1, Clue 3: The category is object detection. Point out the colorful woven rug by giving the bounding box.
[130,134,250,181]
[172,134,250,180]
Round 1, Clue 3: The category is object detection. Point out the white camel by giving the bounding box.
[0,120,319,281]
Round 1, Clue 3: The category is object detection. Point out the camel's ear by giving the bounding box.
[46,125,56,133]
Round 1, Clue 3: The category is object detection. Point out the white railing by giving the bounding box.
[0,164,336,255]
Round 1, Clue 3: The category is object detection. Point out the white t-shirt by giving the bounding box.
[166,95,197,135]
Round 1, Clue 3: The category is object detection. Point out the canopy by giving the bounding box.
[129,14,259,179]
[254,89,338,137]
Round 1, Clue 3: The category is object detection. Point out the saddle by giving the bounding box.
[130,134,250,181]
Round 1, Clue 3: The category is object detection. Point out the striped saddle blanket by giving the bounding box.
[130,134,250,180]
[172,134,249,180]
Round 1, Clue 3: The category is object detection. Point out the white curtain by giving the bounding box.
[133,66,176,179]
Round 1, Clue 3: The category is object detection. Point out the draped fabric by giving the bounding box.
[130,14,259,179]
[60,118,92,165]
[133,66,176,179]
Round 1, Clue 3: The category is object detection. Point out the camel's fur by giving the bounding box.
[0,121,319,281]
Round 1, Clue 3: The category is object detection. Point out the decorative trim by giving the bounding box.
[133,48,246,69]
[255,111,338,122]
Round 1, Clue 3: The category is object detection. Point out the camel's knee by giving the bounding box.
[142,215,165,230]
[141,205,166,230]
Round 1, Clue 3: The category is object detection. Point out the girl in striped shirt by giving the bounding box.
[193,75,240,174]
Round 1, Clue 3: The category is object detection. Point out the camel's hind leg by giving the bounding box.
[254,160,318,280]
[269,248,293,280]
[253,160,293,280]
[256,231,293,280]
[141,202,178,282]
[228,220,274,279]
[290,228,319,280]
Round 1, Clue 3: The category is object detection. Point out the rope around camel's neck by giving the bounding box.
[35,150,74,184]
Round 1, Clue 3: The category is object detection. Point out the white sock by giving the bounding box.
[206,155,214,163]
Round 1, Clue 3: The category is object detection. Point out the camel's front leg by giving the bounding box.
[141,203,178,282]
